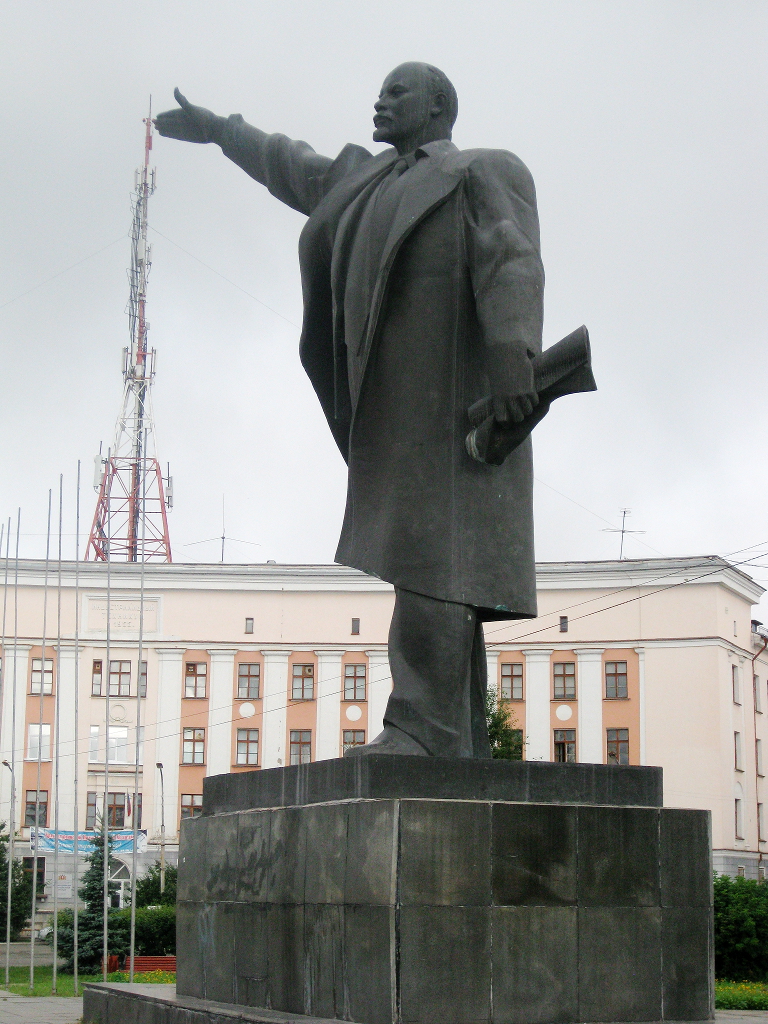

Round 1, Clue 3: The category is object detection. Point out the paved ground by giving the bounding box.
[0,995,82,1024]
[0,943,60,968]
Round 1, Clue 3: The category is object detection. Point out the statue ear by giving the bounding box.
[430,92,448,119]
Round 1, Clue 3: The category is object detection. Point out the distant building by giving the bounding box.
[0,555,765,927]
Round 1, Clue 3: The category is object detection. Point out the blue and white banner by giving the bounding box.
[29,829,147,855]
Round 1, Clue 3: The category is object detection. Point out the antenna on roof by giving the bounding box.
[602,508,646,560]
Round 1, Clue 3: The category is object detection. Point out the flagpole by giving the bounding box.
[52,476,63,993]
[72,463,81,996]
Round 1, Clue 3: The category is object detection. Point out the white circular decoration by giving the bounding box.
[239,702,256,719]
[110,704,127,722]
[555,704,573,721]
[345,705,362,722]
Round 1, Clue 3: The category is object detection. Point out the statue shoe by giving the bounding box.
[343,725,429,757]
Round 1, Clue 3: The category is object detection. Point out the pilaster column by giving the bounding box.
[576,649,606,764]
[366,648,391,742]
[486,650,500,695]
[54,646,81,830]
[315,651,345,761]
[207,650,237,777]
[523,650,553,761]
[0,644,32,827]
[261,651,291,769]
[635,647,646,765]
[153,648,184,837]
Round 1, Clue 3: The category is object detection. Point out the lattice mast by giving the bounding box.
[87,104,173,562]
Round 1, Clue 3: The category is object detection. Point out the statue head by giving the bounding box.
[373,62,458,155]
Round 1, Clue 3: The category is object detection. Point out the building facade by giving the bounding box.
[0,555,765,925]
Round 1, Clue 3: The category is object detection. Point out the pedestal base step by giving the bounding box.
[83,984,716,1024]
[83,983,350,1024]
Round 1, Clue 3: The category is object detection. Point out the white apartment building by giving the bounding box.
[0,554,765,925]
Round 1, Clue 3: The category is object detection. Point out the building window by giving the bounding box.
[607,728,629,765]
[185,662,207,698]
[182,727,205,764]
[344,664,366,701]
[107,793,126,829]
[735,731,743,771]
[500,663,524,700]
[554,729,576,762]
[181,794,203,819]
[290,730,311,765]
[24,790,48,827]
[245,617,254,634]
[735,799,744,840]
[109,660,131,697]
[238,663,260,699]
[758,739,764,777]
[605,661,628,699]
[553,663,576,700]
[89,725,100,763]
[559,616,568,632]
[733,665,741,704]
[139,661,147,698]
[91,660,103,696]
[107,726,129,764]
[27,724,51,761]
[343,730,366,752]
[236,728,259,765]
[351,617,360,635]
[22,857,45,892]
[86,792,98,830]
[292,664,314,700]
[30,658,53,695]
[755,675,762,713]
[737,864,746,878]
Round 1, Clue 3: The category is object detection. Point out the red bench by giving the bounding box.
[124,955,176,973]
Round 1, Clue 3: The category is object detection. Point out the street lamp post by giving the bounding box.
[2,760,14,988]
[156,763,165,894]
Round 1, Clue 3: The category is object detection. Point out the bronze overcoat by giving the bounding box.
[221,119,544,619]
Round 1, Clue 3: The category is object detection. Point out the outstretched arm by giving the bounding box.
[154,89,335,216]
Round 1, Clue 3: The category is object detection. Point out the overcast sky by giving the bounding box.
[2,1,767,612]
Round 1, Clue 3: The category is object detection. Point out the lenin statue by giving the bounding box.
[156,63,548,759]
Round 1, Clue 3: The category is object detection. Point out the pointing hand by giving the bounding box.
[154,88,226,145]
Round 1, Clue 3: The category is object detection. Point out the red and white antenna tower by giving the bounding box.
[87,103,173,562]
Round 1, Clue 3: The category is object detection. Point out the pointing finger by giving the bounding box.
[174,88,191,110]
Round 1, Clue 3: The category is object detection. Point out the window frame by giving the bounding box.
[236,728,260,766]
[553,662,576,700]
[291,664,315,701]
[108,660,131,697]
[344,663,366,702]
[606,727,629,765]
[184,662,208,699]
[289,729,312,765]
[24,789,48,827]
[180,793,203,819]
[237,663,261,700]
[342,729,366,753]
[30,658,53,696]
[182,726,206,764]
[500,662,524,701]
[27,723,51,761]
[554,729,576,763]
[605,661,628,700]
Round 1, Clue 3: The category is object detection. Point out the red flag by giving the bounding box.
[126,792,131,818]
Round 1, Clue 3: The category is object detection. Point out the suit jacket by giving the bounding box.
[221,117,544,618]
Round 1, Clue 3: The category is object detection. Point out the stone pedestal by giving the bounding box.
[84,757,714,1024]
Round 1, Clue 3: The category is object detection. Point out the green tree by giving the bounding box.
[486,691,524,760]
[714,872,768,981]
[56,827,129,973]
[134,862,177,907]
[0,825,32,939]
[112,905,176,954]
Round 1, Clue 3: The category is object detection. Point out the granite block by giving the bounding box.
[660,808,713,907]
[205,814,239,903]
[203,756,663,814]
[304,803,348,904]
[492,803,577,906]
[344,800,397,906]
[178,817,209,903]
[662,906,714,1021]
[233,903,269,1007]
[236,809,272,903]
[399,799,491,906]
[202,903,237,1005]
[578,806,660,907]
[266,903,305,1014]
[399,906,490,1024]
[491,906,578,1024]
[304,904,346,1019]
[267,805,306,904]
[176,901,205,1000]
[344,904,395,1024]
[578,906,662,1022]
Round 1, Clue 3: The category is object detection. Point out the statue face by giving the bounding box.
[373,64,439,149]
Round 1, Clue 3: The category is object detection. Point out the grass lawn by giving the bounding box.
[2,964,175,996]
[716,980,768,1010]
